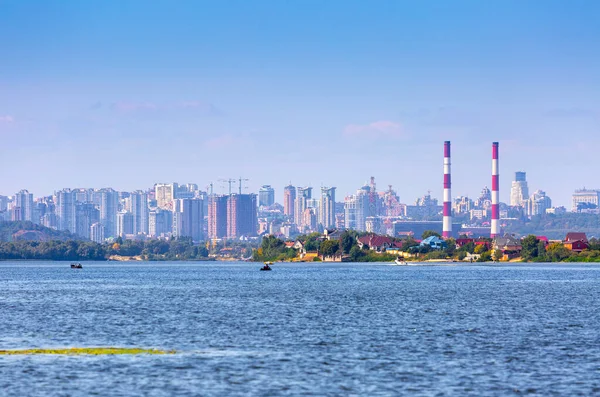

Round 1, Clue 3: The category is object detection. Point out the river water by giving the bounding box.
[0,261,599,396]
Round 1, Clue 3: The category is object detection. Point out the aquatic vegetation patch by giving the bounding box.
[0,347,175,355]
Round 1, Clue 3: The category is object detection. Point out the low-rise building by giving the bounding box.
[420,236,446,250]
[357,234,393,252]
[493,235,522,256]
[563,232,589,252]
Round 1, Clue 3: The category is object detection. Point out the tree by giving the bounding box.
[478,250,492,262]
[536,240,547,261]
[401,237,420,252]
[260,235,285,260]
[339,231,355,254]
[474,244,486,254]
[303,232,321,252]
[521,235,540,261]
[320,240,339,257]
[198,246,209,257]
[588,238,600,251]
[544,242,572,262]
[349,245,363,261]
[459,242,475,254]
[422,230,441,240]
[444,238,456,257]
[493,249,503,262]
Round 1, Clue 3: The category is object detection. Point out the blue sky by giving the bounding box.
[1,0,599,206]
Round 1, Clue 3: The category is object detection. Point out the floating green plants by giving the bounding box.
[0,347,176,355]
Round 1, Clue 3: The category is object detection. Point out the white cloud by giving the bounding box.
[0,115,15,123]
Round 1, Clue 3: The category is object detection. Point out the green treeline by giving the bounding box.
[0,237,211,261]
[520,235,600,262]
[253,232,397,262]
[0,240,106,261]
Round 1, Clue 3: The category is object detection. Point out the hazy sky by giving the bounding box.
[1,0,599,207]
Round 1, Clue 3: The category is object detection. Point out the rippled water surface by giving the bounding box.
[1,261,600,396]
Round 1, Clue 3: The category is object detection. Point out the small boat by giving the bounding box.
[70,263,83,269]
[394,257,407,266]
[260,262,272,271]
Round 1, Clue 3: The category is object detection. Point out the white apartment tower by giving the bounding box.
[319,187,336,229]
[130,190,149,235]
[510,171,529,207]
[97,188,119,238]
[155,183,178,210]
[294,187,312,229]
[14,189,34,222]
[56,189,76,234]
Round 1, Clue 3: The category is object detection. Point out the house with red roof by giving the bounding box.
[456,238,474,248]
[563,232,589,252]
[357,234,393,252]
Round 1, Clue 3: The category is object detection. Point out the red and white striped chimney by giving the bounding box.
[442,141,452,238]
[491,142,500,238]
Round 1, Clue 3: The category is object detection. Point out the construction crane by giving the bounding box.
[218,178,236,195]
[238,177,249,194]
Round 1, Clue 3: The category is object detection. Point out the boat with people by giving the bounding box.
[70,263,83,269]
[393,257,408,266]
[260,262,272,271]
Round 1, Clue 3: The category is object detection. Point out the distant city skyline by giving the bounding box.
[2,1,599,207]
[0,170,592,209]
[2,178,598,242]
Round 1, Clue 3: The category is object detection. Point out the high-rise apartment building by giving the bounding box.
[14,190,34,222]
[294,187,312,229]
[344,188,369,232]
[208,195,228,239]
[572,189,600,212]
[226,194,258,239]
[76,203,99,239]
[319,187,336,229]
[259,185,275,207]
[510,172,529,207]
[176,184,197,199]
[73,188,92,204]
[173,198,204,241]
[97,188,119,238]
[90,222,105,243]
[56,189,77,234]
[283,185,296,221]
[0,195,8,212]
[117,211,134,237]
[525,190,552,216]
[32,201,48,225]
[41,213,58,229]
[130,190,149,235]
[302,208,317,231]
[155,183,178,210]
[10,205,23,221]
[453,196,473,214]
[148,209,172,237]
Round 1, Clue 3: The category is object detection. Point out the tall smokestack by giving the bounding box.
[442,141,452,238]
[491,142,500,238]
